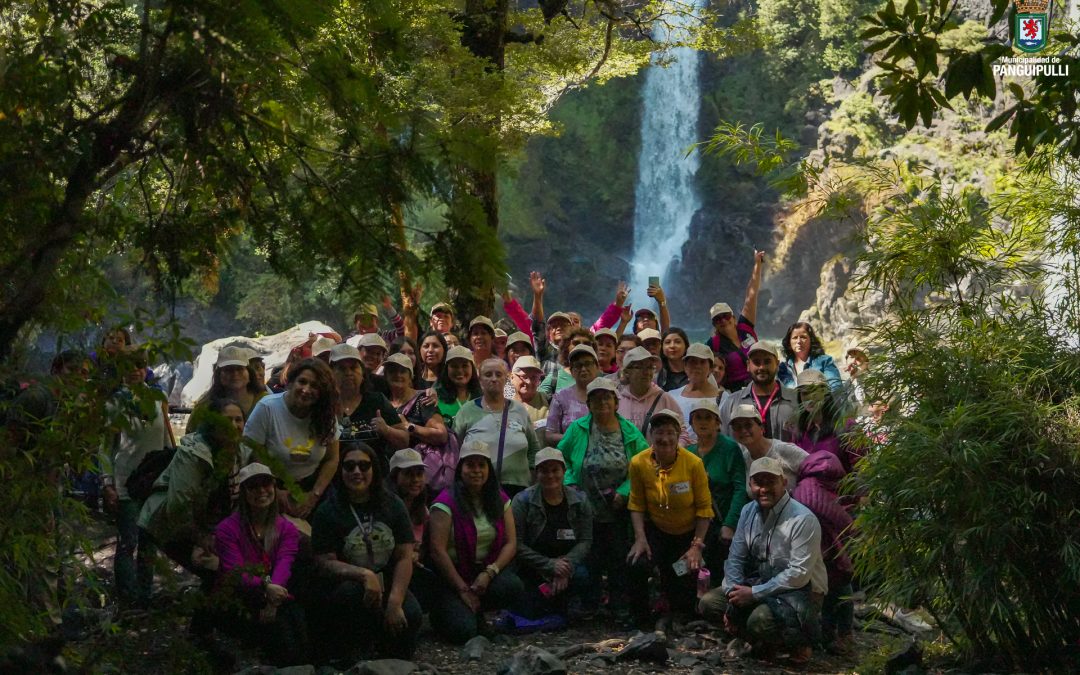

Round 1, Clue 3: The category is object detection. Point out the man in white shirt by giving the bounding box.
[698,457,827,665]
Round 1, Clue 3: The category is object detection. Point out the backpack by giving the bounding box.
[401,394,460,495]
[125,447,176,502]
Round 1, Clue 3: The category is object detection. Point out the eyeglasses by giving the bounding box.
[342,460,373,473]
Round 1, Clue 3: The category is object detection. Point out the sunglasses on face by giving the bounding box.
[342,459,373,473]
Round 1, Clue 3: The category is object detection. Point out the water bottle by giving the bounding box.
[697,567,711,598]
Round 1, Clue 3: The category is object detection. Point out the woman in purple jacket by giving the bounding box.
[213,463,308,665]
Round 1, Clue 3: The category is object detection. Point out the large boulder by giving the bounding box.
[181,320,337,406]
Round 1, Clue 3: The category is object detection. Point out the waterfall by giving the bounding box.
[628,2,703,307]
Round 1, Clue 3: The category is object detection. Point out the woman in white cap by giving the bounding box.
[539,327,596,398]
[593,328,620,375]
[309,443,422,659]
[331,344,409,471]
[434,345,481,430]
[427,441,524,643]
[388,448,439,609]
[467,316,497,365]
[187,345,266,433]
[243,358,339,519]
[705,250,765,392]
[510,448,593,619]
[454,358,540,496]
[626,409,714,627]
[670,343,723,444]
[558,377,648,620]
[545,344,601,446]
[385,353,452,490]
[213,463,308,665]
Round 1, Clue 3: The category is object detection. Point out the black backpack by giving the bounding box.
[126,447,176,502]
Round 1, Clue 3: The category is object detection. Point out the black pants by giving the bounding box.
[585,514,631,610]
[209,599,310,666]
[628,522,696,617]
[315,579,423,660]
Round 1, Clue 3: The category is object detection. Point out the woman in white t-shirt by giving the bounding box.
[244,358,340,519]
[671,343,723,445]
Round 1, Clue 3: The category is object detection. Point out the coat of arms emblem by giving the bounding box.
[1014,0,1052,53]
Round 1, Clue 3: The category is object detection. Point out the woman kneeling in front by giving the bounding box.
[427,440,524,643]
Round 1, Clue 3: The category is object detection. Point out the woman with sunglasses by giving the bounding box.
[213,463,308,666]
[310,443,422,660]
[705,250,765,392]
[427,440,523,643]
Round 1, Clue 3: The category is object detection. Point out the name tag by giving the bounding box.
[533,419,547,430]
[671,481,691,494]
[556,529,576,541]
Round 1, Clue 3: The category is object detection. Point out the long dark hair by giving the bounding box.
[782,321,826,361]
[331,354,373,397]
[435,355,480,404]
[286,358,338,445]
[198,397,244,451]
[659,327,689,371]
[334,442,387,510]
[796,386,841,437]
[389,466,428,527]
[196,362,264,410]
[238,473,281,553]
[451,455,503,524]
[417,331,448,387]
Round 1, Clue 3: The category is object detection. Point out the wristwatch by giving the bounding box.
[407,423,416,436]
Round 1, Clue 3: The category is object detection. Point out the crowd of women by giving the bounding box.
[77,252,888,667]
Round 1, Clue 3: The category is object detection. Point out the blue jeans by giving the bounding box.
[114,498,154,604]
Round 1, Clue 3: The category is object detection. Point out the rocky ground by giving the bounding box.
[53,519,930,674]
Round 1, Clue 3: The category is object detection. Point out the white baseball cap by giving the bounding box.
[389,448,426,472]
[532,447,566,468]
[329,343,363,363]
[215,345,250,369]
[710,302,734,320]
[637,328,662,343]
[357,333,388,351]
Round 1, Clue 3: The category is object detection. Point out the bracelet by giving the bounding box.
[691,538,706,550]
[485,563,500,577]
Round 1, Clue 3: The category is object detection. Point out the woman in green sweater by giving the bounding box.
[685,398,747,579]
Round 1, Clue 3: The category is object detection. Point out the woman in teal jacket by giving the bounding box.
[556,378,648,619]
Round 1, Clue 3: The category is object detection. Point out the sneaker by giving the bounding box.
[726,637,753,658]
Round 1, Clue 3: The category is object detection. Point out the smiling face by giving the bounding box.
[649,420,681,465]
[685,356,712,385]
[712,354,727,384]
[243,474,276,510]
[789,326,811,360]
[512,368,542,400]
[569,353,599,388]
[711,313,733,333]
[420,335,445,367]
[748,353,778,386]
[332,358,364,394]
[222,402,246,436]
[341,448,375,497]
[430,310,454,334]
[460,455,489,492]
[595,335,616,366]
[690,409,720,439]
[217,364,249,393]
[547,318,570,344]
[479,359,508,397]
[359,346,386,372]
[469,326,493,355]
[662,333,687,360]
[289,367,322,410]
[446,358,474,388]
[731,417,764,446]
[536,460,565,490]
[750,472,786,510]
[586,390,617,421]
[384,363,412,391]
[395,465,426,501]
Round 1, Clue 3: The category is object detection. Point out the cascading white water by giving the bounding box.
[628,2,703,307]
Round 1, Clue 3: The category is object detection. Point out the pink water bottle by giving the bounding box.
[697,567,711,598]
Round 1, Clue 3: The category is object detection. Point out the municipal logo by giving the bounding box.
[1014,0,1051,53]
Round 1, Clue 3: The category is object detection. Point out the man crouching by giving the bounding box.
[698,457,827,665]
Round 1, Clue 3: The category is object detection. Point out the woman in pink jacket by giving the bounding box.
[213,463,308,665]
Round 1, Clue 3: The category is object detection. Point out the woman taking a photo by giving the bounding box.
[310,443,422,660]
[545,345,601,446]
[427,441,524,644]
[778,321,842,390]
[243,358,339,519]
[558,378,648,620]
[435,345,481,431]
[214,463,307,665]
[454,358,540,496]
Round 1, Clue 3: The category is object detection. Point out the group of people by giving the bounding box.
[68,252,887,666]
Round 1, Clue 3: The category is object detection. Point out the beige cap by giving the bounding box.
[494,328,507,339]
[383,352,414,374]
[796,369,828,387]
[389,448,426,472]
[685,343,714,362]
[637,328,662,343]
[357,333,388,351]
[749,456,785,478]
[506,331,533,350]
[593,328,618,342]
[747,340,780,360]
[648,408,683,430]
[688,398,722,420]
[586,378,618,396]
[313,336,338,357]
[568,344,598,362]
[709,302,734,320]
[430,302,454,316]
[237,462,274,485]
[215,345,251,369]
[329,343,363,363]
[354,303,379,319]
[468,316,496,333]
[730,403,761,423]
[512,355,543,373]
[845,341,868,358]
[532,447,566,468]
[546,312,572,325]
[458,439,491,463]
[622,346,660,370]
[634,307,657,319]
[248,351,265,363]
[446,345,474,363]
